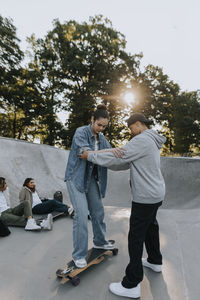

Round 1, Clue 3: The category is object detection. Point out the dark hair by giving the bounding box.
[0,177,6,189]
[127,113,153,127]
[23,178,34,187]
[93,104,109,121]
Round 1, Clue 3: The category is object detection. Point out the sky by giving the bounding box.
[1,0,200,92]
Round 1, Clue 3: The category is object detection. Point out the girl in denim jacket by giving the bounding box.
[65,105,114,268]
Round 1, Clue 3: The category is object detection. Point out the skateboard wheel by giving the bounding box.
[71,275,80,286]
[112,248,118,256]
[56,269,62,276]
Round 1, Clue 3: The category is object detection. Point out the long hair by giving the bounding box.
[23,178,33,187]
[0,177,6,191]
[23,178,35,192]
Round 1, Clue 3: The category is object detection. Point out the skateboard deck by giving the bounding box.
[33,211,65,221]
[56,241,118,286]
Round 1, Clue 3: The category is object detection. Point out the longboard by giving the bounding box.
[56,241,118,286]
[33,211,65,222]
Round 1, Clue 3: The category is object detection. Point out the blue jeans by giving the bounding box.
[32,200,68,214]
[66,175,107,260]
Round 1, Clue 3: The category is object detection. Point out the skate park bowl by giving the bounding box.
[0,137,200,300]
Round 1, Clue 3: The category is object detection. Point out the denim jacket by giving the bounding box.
[65,124,111,198]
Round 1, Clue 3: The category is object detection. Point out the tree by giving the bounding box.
[0,15,24,138]
[128,65,181,152]
[1,14,200,154]
[46,15,141,147]
[170,91,200,154]
[128,65,200,154]
[26,33,67,146]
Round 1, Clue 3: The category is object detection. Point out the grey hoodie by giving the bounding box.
[87,129,166,204]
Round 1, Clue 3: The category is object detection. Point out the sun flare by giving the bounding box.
[124,92,135,106]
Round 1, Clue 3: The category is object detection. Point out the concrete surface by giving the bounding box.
[0,137,200,300]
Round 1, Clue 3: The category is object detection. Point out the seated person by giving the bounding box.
[19,178,74,217]
[0,177,52,231]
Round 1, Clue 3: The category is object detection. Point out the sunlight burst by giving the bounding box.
[124,92,135,106]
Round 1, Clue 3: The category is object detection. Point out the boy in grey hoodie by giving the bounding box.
[80,113,166,299]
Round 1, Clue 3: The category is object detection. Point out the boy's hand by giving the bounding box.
[111,147,125,158]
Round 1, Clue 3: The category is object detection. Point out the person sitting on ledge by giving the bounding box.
[0,177,52,231]
[19,178,74,217]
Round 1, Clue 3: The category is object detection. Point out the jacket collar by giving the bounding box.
[86,124,94,138]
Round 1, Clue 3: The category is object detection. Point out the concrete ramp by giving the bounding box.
[0,137,200,300]
[1,137,200,210]
[0,137,69,206]
[105,157,200,210]
[161,157,200,209]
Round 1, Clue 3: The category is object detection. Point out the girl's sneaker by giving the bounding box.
[40,214,53,230]
[73,258,87,268]
[68,206,74,218]
[94,241,114,250]
[25,218,41,231]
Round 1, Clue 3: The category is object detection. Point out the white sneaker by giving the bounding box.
[68,206,74,218]
[109,282,140,298]
[73,258,87,268]
[25,218,41,231]
[142,258,162,272]
[40,214,53,230]
[93,241,114,250]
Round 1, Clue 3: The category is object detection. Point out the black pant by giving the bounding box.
[122,201,162,288]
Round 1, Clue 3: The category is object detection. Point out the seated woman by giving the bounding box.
[19,178,73,217]
[0,177,52,231]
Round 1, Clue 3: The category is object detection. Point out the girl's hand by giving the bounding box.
[78,148,88,160]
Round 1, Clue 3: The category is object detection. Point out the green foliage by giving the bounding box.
[44,15,141,147]
[0,14,200,154]
[26,32,67,145]
[130,65,180,122]
[0,15,23,70]
[128,65,200,153]
[170,91,200,153]
[0,15,25,138]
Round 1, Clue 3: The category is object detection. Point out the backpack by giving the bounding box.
[53,191,63,203]
[0,218,11,237]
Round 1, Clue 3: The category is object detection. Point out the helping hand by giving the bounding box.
[78,148,88,160]
[111,147,125,158]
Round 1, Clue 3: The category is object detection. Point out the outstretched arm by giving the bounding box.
[79,147,125,160]
[80,137,147,169]
[79,148,130,171]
